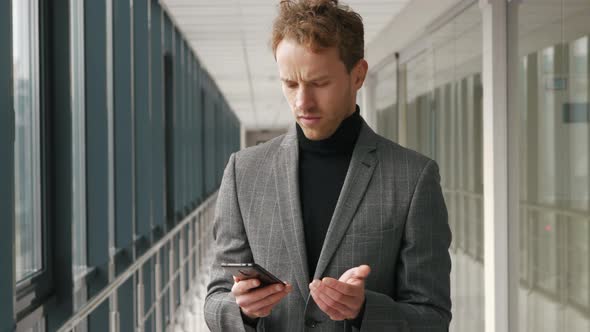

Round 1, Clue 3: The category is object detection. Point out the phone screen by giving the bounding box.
[221,263,285,287]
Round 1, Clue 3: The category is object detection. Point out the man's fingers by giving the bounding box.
[313,280,357,310]
[243,286,290,312]
[246,302,276,318]
[354,264,371,279]
[237,283,291,319]
[338,265,371,283]
[321,277,359,297]
[235,283,288,308]
[311,285,354,316]
[247,284,293,317]
[232,278,261,296]
[337,267,356,282]
[310,288,346,321]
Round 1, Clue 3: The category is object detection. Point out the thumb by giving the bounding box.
[339,265,371,283]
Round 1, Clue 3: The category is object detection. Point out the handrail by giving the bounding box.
[57,192,218,332]
[443,187,589,221]
[442,188,483,200]
[521,200,590,221]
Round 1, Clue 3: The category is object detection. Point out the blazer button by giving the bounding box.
[305,318,318,328]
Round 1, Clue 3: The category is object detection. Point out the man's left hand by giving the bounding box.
[309,264,371,321]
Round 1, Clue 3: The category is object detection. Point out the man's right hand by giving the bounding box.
[231,277,293,319]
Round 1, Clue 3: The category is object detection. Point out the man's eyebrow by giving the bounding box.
[309,75,330,82]
[280,75,330,83]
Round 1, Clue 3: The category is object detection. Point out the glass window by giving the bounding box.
[70,4,89,328]
[566,36,589,312]
[374,61,398,141]
[402,4,484,332]
[70,0,87,280]
[13,0,42,283]
[21,317,45,332]
[513,0,590,330]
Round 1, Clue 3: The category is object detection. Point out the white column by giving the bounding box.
[479,1,510,331]
[506,2,521,332]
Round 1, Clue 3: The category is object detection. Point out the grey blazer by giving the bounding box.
[204,121,452,331]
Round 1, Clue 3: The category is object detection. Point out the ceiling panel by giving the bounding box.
[163,0,410,130]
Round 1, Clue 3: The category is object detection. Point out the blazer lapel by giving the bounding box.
[274,125,310,300]
[313,122,379,280]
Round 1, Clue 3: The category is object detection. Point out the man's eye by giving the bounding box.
[315,82,328,87]
[286,83,298,89]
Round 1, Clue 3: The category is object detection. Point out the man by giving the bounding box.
[204,0,452,331]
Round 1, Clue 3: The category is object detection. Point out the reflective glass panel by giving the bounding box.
[403,4,484,331]
[13,0,42,282]
[514,0,590,330]
[374,61,398,141]
[70,0,87,280]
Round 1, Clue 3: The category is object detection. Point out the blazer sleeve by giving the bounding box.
[358,159,452,332]
[204,153,259,332]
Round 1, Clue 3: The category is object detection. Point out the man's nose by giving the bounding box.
[295,86,315,112]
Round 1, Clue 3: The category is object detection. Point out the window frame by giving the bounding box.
[0,0,16,330]
[13,0,43,286]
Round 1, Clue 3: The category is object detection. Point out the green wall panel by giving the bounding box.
[85,0,109,329]
[134,0,152,239]
[0,0,14,330]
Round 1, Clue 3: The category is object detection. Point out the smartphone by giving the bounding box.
[221,263,286,287]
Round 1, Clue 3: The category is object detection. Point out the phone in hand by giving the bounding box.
[221,263,286,288]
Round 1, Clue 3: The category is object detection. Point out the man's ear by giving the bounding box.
[353,59,368,90]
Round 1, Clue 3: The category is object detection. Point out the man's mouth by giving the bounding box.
[299,116,321,126]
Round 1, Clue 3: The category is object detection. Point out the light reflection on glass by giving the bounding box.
[13,0,42,282]
[402,5,485,332]
[70,0,88,281]
[516,1,590,330]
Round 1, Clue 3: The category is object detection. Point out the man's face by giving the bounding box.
[275,39,367,140]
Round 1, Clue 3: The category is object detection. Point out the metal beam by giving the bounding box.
[0,1,15,330]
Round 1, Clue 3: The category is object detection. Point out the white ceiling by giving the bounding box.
[162,0,410,130]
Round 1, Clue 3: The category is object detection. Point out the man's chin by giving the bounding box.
[301,128,330,141]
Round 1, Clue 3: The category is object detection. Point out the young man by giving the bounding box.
[204,1,452,331]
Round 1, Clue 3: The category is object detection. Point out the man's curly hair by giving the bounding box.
[271,0,364,72]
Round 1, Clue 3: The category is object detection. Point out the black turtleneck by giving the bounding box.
[297,106,362,280]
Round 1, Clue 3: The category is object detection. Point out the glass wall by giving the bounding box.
[512,0,590,331]
[374,60,398,141]
[13,0,42,283]
[70,0,87,281]
[70,1,88,330]
[402,4,484,332]
[7,0,241,329]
